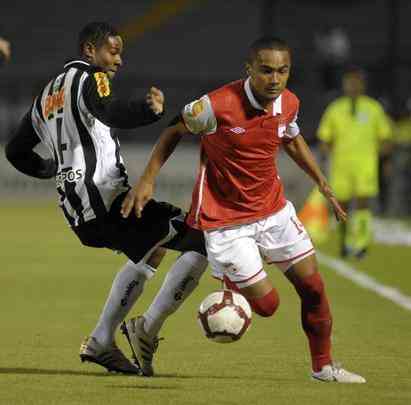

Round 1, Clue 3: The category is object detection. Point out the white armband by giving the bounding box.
[182,95,217,135]
[284,111,300,139]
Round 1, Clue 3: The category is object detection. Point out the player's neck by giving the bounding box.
[347,92,363,100]
[250,86,274,110]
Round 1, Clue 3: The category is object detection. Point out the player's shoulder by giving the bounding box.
[281,88,300,111]
[208,79,243,99]
[207,80,243,107]
[81,67,112,99]
[325,96,347,112]
[361,95,384,111]
[282,88,299,102]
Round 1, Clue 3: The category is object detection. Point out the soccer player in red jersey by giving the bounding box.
[121,37,366,383]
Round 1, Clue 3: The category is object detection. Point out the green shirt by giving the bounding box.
[317,95,392,170]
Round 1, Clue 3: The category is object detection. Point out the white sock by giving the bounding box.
[143,251,208,337]
[91,260,156,347]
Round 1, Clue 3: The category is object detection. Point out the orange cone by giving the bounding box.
[298,188,330,244]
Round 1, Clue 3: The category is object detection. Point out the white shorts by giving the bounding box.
[204,201,315,288]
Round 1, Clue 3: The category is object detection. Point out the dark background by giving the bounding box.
[1,0,410,143]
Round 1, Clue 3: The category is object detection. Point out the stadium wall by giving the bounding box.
[0,143,313,210]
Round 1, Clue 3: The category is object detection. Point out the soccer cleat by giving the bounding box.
[340,245,353,259]
[312,364,366,383]
[121,316,162,377]
[79,336,142,375]
[355,247,368,260]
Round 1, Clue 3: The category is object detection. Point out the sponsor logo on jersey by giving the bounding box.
[94,72,111,98]
[55,168,83,188]
[229,127,246,134]
[44,88,65,119]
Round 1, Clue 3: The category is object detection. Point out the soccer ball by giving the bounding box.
[197,290,252,343]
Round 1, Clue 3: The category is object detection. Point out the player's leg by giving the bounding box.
[143,215,208,336]
[141,223,208,338]
[80,248,166,374]
[89,248,166,347]
[329,166,354,257]
[261,201,365,382]
[122,249,208,376]
[121,208,208,376]
[350,196,372,258]
[351,162,378,258]
[78,195,182,374]
[223,275,279,317]
[205,223,280,318]
[348,163,377,259]
[284,254,333,374]
[336,199,351,257]
[285,255,365,383]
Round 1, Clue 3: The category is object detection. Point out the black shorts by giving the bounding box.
[72,193,206,263]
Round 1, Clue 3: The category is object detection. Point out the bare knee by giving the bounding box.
[146,247,167,268]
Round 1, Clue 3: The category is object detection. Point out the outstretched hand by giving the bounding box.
[120,179,155,219]
[319,182,347,222]
[146,87,164,115]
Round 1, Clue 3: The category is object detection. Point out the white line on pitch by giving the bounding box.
[317,252,411,312]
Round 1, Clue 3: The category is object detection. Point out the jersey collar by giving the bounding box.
[64,60,92,72]
[244,77,282,116]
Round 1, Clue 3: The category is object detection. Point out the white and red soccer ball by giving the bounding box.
[197,290,252,343]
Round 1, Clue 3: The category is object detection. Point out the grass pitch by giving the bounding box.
[1,200,410,405]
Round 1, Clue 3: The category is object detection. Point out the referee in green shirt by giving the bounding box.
[317,67,392,258]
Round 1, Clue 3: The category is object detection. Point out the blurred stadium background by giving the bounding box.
[1,0,411,213]
[1,2,411,405]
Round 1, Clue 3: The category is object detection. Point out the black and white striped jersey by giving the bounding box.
[7,60,162,227]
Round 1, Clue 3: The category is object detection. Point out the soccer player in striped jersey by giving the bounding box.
[122,37,366,383]
[6,22,208,376]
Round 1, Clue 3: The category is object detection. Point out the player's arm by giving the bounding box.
[5,112,57,179]
[82,72,164,129]
[121,119,189,218]
[121,95,216,218]
[376,104,394,157]
[316,105,335,159]
[283,134,346,222]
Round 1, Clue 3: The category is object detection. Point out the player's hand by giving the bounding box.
[146,87,164,115]
[120,179,155,219]
[0,37,11,63]
[319,182,347,222]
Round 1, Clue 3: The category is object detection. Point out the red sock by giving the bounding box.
[292,272,332,372]
[223,275,279,317]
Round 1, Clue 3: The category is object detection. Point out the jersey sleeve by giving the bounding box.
[317,105,334,143]
[5,110,57,179]
[181,95,217,135]
[375,103,392,141]
[82,72,163,129]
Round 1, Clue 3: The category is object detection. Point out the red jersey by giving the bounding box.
[183,78,300,230]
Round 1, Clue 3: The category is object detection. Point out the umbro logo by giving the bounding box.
[229,127,246,134]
